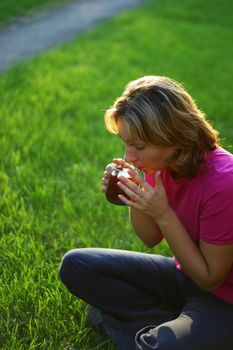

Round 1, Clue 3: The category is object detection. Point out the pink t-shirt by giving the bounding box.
[145,147,233,304]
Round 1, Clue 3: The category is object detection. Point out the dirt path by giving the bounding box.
[0,0,150,72]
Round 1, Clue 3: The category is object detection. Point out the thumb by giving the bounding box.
[155,171,163,187]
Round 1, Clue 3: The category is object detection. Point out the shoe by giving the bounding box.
[86,305,104,325]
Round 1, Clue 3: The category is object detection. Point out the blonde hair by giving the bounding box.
[104,76,219,177]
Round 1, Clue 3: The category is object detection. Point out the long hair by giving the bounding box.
[104,76,219,177]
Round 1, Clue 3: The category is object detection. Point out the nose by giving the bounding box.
[124,145,138,163]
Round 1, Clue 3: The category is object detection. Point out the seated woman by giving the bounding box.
[60,75,233,350]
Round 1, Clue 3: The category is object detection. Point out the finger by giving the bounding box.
[155,171,163,188]
[117,181,141,202]
[118,194,142,210]
[101,185,107,193]
[112,158,132,169]
[127,169,153,191]
[106,164,113,172]
[118,175,141,195]
[112,158,125,165]
[104,170,111,177]
[102,177,109,185]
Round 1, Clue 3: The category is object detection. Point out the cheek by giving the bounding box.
[145,151,160,162]
[143,151,167,168]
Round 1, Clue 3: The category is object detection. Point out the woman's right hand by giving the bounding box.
[101,158,132,193]
[112,158,133,170]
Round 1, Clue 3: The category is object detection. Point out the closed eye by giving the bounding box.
[118,134,146,150]
[134,144,146,150]
[135,146,145,151]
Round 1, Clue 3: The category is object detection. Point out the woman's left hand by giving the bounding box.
[118,170,172,222]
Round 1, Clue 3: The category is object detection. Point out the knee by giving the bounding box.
[59,250,71,285]
[59,248,94,285]
[59,249,80,286]
[59,248,103,299]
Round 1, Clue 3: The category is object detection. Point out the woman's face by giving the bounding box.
[117,118,176,175]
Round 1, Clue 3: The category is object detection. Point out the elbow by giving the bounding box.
[196,277,223,292]
[201,282,222,292]
[142,236,164,248]
[144,241,157,248]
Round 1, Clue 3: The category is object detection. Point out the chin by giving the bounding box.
[142,168,157,175]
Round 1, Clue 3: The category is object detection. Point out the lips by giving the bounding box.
[133,163,143,169]
[133,164,146,172]
[133,163,156,174]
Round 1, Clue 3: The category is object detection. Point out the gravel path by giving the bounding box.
[0,0,150,71]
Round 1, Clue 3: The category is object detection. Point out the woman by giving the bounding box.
[59,76,233,350]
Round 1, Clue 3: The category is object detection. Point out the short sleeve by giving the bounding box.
[200,174,233,244]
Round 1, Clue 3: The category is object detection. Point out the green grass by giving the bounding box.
[0,0,72,25]
[0,0,233,348]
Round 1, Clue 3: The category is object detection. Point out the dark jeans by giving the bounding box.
[59,248,233,350]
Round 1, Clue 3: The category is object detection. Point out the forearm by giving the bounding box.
[117,171,232,291]
[156,209,215,290]
[130,207,163,247]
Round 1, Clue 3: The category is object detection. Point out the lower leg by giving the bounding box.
[135,298,233,350]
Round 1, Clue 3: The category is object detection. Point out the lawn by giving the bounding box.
[0,0,233,348]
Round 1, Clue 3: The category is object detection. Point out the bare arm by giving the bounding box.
[118,170,233,291]
[101,159,163,247]
[157,208,233,290]
[130,207,163,247]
